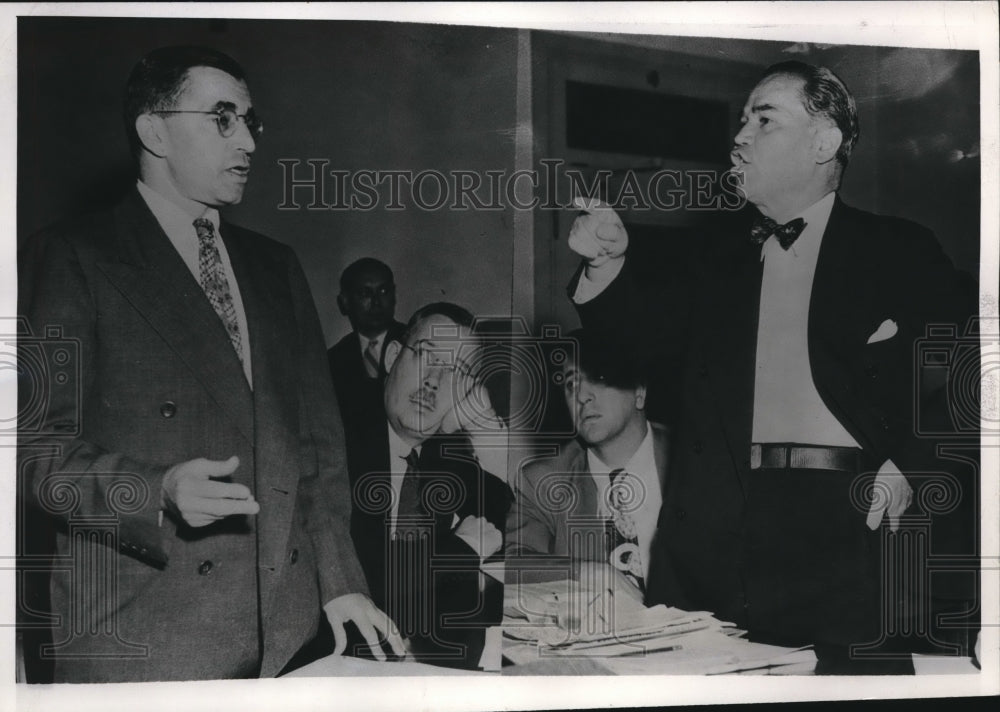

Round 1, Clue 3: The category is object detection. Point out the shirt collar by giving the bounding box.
[387,420,420,463]
[586,422,655,476]
[136,180,220,237]
[359,329,389,350]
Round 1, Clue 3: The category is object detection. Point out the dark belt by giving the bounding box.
[750,443,864,473]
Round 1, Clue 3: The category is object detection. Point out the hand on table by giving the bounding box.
[324,593,406,662]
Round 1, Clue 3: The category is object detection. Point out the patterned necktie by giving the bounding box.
[193,218,243,364]
[750,215,807,250]
[363,337,381,378]
[606,468,645,593]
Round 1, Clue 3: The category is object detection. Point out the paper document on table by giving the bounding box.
[503,578,739,655]
[502,578,813,672]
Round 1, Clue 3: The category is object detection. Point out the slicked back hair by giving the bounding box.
[401,302,476,347]
[760,60,860,170]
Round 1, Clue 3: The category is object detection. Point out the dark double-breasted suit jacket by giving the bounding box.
[575,198,979,644]
[344,423,513,669]
[327,321,405,439]
[17,189,367,681]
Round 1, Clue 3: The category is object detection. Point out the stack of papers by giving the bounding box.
[503,578,815,674]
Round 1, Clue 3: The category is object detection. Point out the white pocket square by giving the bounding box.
[867,319,898,344]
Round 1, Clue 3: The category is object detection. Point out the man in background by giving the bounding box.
[328,258,406,437]
[18,45,400,682]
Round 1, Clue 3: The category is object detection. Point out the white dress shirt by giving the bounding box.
[586,423,662,580]
[386,422,419,537]
[573,192,857,449]
[751,191,858,447]
[136,180,253,385]
[358,330,388,376]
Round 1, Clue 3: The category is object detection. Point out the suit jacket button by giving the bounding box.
[289,548,299,564]
[198,560,214,575]
[676,509,687,520]
[160,401,177,418]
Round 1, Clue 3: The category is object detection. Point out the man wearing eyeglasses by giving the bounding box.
[343,302,513,669]
[328,258,406,440]
[18,45,400,682]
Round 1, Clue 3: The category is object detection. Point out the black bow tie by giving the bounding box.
[750,215,807,250]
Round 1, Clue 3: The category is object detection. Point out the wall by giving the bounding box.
[18,18,520,346]
[525,34,981,335]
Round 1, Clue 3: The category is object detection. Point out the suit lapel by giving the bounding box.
[807,198,875,449]
[570,447,600,520]
[222,225,301,604]
[651,425,671,495]
[96,191,253,441]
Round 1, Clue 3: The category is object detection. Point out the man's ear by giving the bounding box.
[383,340,402,373]
[814,124,843,166]
[634,385,647,410]
[337,293,349,317]
[135,114,169,158]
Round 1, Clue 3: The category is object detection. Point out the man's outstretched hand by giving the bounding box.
[161,455,259,528]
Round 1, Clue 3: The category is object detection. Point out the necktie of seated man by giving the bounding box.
[193,218,243,364]
[750,215,807,250]
[363,337,381,378]
[390,448,428,640]
[606,469,645,593]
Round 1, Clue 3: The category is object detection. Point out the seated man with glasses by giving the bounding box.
[339,302,514,669]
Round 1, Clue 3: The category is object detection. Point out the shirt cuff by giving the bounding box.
[572,257,624,304]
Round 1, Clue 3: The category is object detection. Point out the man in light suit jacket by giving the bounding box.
[344,303,514,669]
[567,61,978,673]
[327,258,405,439]
[17,45,401,682]
[505,329,675,602]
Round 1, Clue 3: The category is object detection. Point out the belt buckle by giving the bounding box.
[750,443,762,470]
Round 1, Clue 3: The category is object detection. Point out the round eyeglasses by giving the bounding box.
[402,340,473,379]
[155,107,263,139]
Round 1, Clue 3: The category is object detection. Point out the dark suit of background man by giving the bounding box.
[328,258,406,440]
[17,45,402,682]
[568,60,978,674]
[506,328,673,601]
[345,303,514,669]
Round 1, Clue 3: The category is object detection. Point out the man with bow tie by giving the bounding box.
[567,61,978,673]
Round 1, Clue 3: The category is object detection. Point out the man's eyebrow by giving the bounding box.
[750,102,779,114]
[210,100,238,112]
